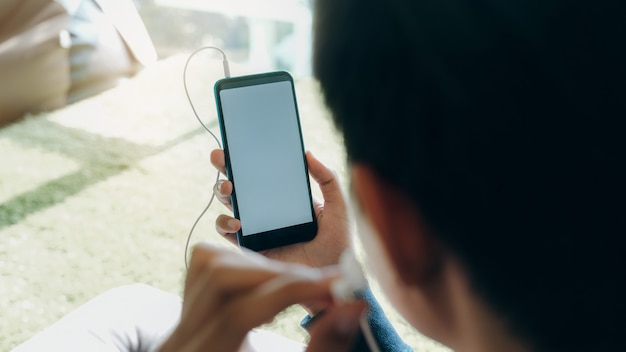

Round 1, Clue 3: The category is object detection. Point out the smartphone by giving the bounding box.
[214,71,317,251]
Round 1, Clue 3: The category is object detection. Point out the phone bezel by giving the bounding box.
[214,71,317,251]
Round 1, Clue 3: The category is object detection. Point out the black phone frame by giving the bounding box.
[214,71,317,251]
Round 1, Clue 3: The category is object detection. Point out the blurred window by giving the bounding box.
[136,0,313,76]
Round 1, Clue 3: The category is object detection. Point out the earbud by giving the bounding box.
[332,249,368,302]
[331,249,382,352]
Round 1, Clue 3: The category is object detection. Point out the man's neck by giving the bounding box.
[444,260,530,352]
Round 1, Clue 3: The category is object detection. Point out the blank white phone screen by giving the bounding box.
[219,80,313,236]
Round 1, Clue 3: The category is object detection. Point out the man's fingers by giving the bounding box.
[182,249,284,328]
[221,272,337,333]
[306,151,344,206]
[210,149,227,174]
[183,274,329,352]
[306,302,366,352]
[185,244,232,294]
[213,180,233,209]
[210,149,233,209]
[170,245,346,352]
[215,214,240,239]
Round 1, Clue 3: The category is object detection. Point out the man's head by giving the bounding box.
[313,1,625,351]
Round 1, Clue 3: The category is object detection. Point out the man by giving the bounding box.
[162,0,625,351]
[14,0,624,351]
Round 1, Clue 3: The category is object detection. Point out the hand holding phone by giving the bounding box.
[214,71,317,251]
[211,149,352,270]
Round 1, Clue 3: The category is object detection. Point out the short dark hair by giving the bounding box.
[313,1,626,351]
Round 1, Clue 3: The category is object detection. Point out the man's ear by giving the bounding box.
[351,164,443,286]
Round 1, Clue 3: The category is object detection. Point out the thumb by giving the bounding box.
[306,302,366,352]
[307,151,344,206]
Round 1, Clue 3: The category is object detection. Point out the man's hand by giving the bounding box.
[159,244,364,352]
[210,149,351,268]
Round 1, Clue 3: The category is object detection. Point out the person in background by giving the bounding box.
[0,0,156,126]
